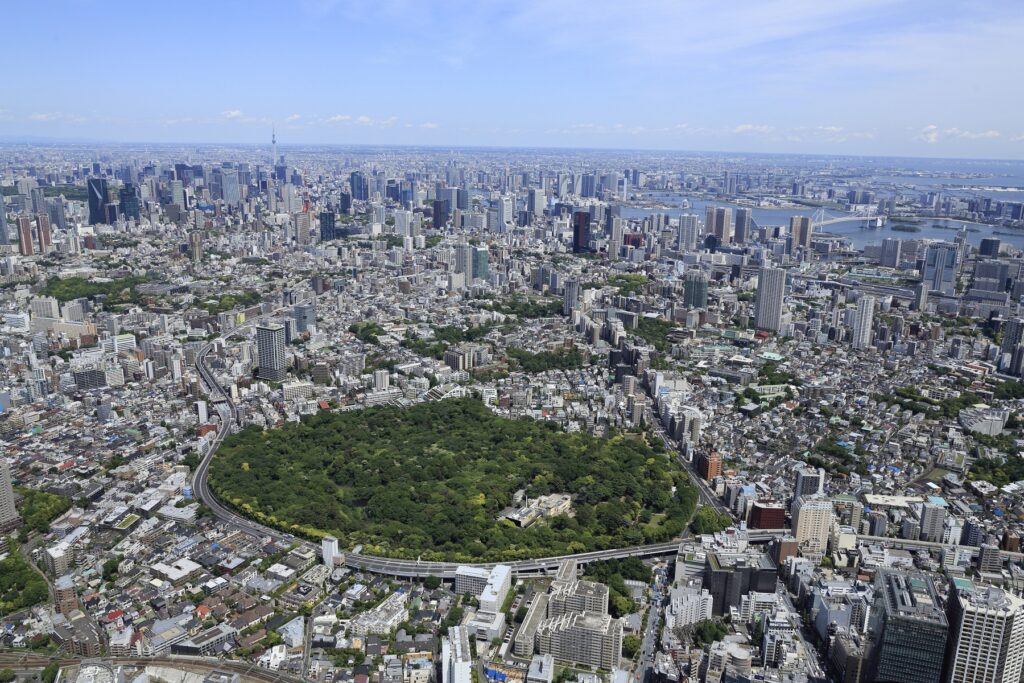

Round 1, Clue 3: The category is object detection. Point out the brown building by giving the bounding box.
[748,502,786,530]
[695,451,722,481]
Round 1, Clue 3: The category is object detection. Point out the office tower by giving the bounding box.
[563,279,580,315]
[528,187,546,216]
[221,170,241,207]
[433,199,450,227]
[923,243,958,294]
[321,536,339,567]
[880,238,902,268]
[703,552,777,616]
[455,244,473,277]
[734,208,751,244]
[256,324,286,382]
[913,281,929,311]
[851,295,875,349]
[754,266,786,332]
[119,183,140,220]
[472,246,489,281]
[791,495,833,555]
[350,171,368,201]
[572,211,590,253]
[319,211,336,241]
[17,216,33,256]
[944,579,1024,683]
[189,231,203,263]
[293,303,316,334]
[580,173,596,198]
[677,214,699,251]
[705,206,732,243]
[87,178,108,225]
[870,570,948,683]
[441,627,472,683]
[917,503,945,543]
[789,216,813,253]
[0,459,20,532]
[794,467,825,498]
[1001,318,1024,356]
[683,270,709,308]
[293,212,311,245]
[0,200,8,245]
[30,187,46,215]
[170,180,185,208]
[979,237,1001,257]
[36,213,51,252]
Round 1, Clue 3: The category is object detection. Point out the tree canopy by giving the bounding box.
[210,398,696,561]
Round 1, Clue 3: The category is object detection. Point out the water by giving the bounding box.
[621,193,1024,252]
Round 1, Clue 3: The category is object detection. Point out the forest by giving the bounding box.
[209,398,698,561]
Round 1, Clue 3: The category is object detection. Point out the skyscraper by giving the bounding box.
[944,579,1024,683]
[572,211,590,253]
[0,459,20,533]
[17,216,33,256]
[0,199,9,245]
[256,324,286,382]
[683,270,709,309]
[705,206,732,243]
[350,171,369,201]
[754,266,786,332]
[563,279,580,316]
[1001,318,1024,356]
[472,247,489,281]
[870,570,948,683]
[36,213,52,252]
[789,216,813,253]
[734,208,752,244]
[794,467,825,498]
[119,183,141,221]
[880,238,902,268]
[851,295,875,350]
[923,243,958,294]
[979,237,1001,257]
[791,495,833,555]
[319,211,336,241]
[677,214,699,251]
[919,503,945,543]
[87,177,108,225]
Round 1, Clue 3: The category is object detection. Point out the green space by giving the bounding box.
[42,275,150,304]
[969,457,1024,487]
[209,398,698,561]
[758,361,801,386]
[201,291,262,314]
[401,323,495,359]
[633,317,676,352]
[690,506,733,534]
[506,347,584,373]
[43,185,89,201]
[0,545,49,615]
[15,487,72,534]
[582,274,650,296]
[484,297,563,318]
[349,321,386,344]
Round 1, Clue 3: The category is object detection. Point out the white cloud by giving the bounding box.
[917,124,1001,143]
[419,122,440,129]
[733,123,774,135]
[221,110,243,120]
[286,113,302,122]
[355,115,374,125]
[325,114,352,123]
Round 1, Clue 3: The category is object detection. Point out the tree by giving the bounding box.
[423,576,441,590]
[0,668,16,683]
[621,635,641,659]
[42,662,60,683]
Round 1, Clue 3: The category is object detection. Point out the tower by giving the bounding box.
[271,126,277,165]
[944,579,1024,683]
[870,570,948,683]
[256,324,286,382]
[684,270,709,309]
[754,266,786,332]
[852,295,875,350]
[0,459,20,533]
[87,177,108,225]
[789,216,813,254]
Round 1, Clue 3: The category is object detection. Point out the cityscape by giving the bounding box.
[3,3,1024,683]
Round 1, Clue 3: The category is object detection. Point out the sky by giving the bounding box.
[3,0,1023,158]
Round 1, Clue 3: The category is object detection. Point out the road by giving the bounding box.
[633,566,668,682]
[777,583,826,680]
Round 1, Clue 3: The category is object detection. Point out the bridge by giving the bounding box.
[811,206,886,229]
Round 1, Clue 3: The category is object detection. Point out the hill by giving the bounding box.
[209,398,697,561]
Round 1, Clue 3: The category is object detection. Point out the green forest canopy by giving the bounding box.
[210,398,698,561]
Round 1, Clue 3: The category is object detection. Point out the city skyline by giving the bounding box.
[4,0,1022,158]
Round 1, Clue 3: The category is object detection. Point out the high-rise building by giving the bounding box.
[321,536,340,567]
[789,216,813,253]
[851,295,875,350]
[0,459,20,532]
[677,214,699,251]
[944,579,1024,683]
[919,503,945,543]
[794,467,825,498]
[0,201,9,245]
[923,243,958,294]
[256,324,286,382]
[734,208,752,244]
[705,206,732,243]
[293,303,316,334]
[536,612,622,671]
[87,178,108,225]
[1002,318,1024,357]
[684,270,709,309]
[791,495,833,555]
[880,238,902,268]
[572,211,590,253]
[563,279,580,316]
[319,211,336,241]
[36,213,52,252]
[350,171,369,201]
[119,183,141,221]
[870,570,948,683]
[754,267,786,332]
[17,216,33,256]
[978,237,1001,257]
[472,247,489,281]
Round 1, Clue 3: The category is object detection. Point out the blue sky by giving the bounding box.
[3,0,1022,158]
